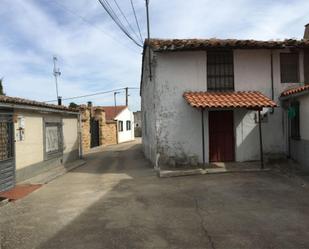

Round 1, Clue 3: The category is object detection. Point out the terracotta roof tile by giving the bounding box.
[280,85,309,97]
[0,95,78,112]
[183,91,276,109]
[148,38,309,51]
[101,106,127,121]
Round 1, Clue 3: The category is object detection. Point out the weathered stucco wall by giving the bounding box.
[142,48,306,166]
[141,47,157,164]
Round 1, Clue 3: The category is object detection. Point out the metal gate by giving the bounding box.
[0,112,15,192]
[90,117,100,148]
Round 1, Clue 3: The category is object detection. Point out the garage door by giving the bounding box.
[0,112,15,192]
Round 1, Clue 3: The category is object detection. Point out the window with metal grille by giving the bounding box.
[291,101,300,140]
[119,121,123,132]
[0,118,13,161]
[207,50,234,91]
[126,120,131,131]
[44,121,63,160]
[280,53,299,83]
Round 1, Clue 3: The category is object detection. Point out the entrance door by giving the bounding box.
[90,117,100,148]
[209,111,234,162]
[0,112,15,192]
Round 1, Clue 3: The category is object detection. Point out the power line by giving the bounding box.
[49,0,139,53]
[130,0,144,43]
[45,87,140,103]
[97,0,143,47]
[112,0,142,44]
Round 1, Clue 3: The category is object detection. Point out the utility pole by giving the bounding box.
[114,91,120,116]
[145,0,152,81]
[53,56,62,105]
[125,87,129,106]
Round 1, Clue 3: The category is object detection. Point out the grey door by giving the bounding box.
[0,111,15,192]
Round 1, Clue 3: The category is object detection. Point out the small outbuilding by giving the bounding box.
[0,95,81,192]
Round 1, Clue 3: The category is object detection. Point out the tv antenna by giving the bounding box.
[53,56,62,104]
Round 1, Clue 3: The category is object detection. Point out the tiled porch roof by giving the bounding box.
[183,91,276,109]
[280,85,309,98]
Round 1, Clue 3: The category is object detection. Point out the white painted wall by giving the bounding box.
[142,48,305,165]
[116,107,134,143]
[15,112,44,170]
[63,118,79,153]
[299,94,309,140]
[14,110,79,170]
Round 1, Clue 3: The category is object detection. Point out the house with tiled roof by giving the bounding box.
[0,95,81,192]
[141,24,309,170]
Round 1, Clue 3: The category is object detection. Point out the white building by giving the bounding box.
[101,106,135,144]
[141,27,309,168]
[0,95,81,192]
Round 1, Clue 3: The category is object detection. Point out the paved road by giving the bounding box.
[1,140,309,249]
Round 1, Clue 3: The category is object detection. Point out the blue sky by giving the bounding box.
[0,0,308,111]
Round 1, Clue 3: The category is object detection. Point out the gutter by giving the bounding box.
[270,49,275,114]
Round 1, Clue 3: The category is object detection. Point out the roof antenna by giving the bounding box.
[53,56,62,105]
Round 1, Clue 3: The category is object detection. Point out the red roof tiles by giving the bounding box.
[280,85,309,97]
[183,91,276,109]
[148,38,309,52]
[101,106,127,121]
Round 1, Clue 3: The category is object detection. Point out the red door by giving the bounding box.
[209,111,235,162]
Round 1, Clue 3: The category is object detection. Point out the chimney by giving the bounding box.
[57,96,62,106]
[304,23,309,39]
[87,101,92,108]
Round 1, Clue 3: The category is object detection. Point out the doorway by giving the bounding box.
[209,110,235,162]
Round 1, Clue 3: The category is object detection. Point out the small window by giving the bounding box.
[119,121,123,132]
[207,50,234,91]
[290,101,300,139]
[126,120,131,131]
[280,53,299,83]
[44,121,62,160]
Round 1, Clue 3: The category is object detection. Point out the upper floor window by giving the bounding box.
[207,50,234,91]
[280,53,299,83]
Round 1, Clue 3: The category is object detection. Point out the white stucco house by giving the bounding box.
[141,25,309,169]
[0,95,81,192]
[101,106,135,144]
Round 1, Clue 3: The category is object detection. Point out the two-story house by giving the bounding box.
[141,25,309,169]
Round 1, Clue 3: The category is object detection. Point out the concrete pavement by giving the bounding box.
[1,140,309,249]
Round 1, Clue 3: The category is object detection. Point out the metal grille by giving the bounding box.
[207,50,234,91]
[0,113,15,192]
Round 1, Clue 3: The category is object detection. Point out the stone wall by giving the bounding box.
[101,121,117,146]
[80,106,118,152]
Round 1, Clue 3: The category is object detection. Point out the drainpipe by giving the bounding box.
[201,108,206,169]
[270,50,275,114]
[78,112,83,159]
[258,109,264,169]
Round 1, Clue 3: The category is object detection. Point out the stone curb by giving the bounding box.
[159,168,271,178]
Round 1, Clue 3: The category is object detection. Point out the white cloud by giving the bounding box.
[0,0,308,111]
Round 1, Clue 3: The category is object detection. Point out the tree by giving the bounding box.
[69,102,78,109]
[0,78,5,95]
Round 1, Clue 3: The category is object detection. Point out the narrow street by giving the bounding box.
[1,140,309,249]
